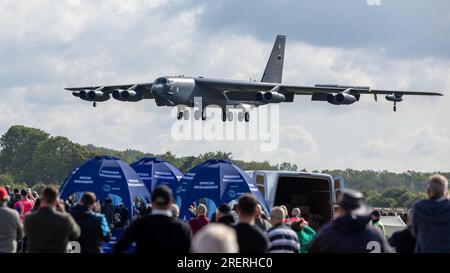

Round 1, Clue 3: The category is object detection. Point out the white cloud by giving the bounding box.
[0,1,449,172]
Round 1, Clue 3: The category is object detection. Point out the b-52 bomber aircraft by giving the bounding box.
[66,35,443,122]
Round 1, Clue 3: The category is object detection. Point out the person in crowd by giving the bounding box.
[291,219,316,253]
[215,203,235,226]
[290,207,309,226]
[389,210,416,253]
[191,223,239,253]
[0,187,24,253]
[7,187,16,208]
[234,194,270,253]
[114,186,191,253]
[332,204,342,220]
[5,186,13,205]
[308,189,392,253]
[13,189,35,221]
[255,204,271,231]
[267,206,300,253]
[280,205,290,225]
[188,204,197,218]
[170,204,180,219]
[24,186,80,253]
[69,192,111,253]
[133,196,145,219]
[11,194,21,209]
[371,210,387,237]
[101,197,114,226]
[113,203,129,228]
[411,174,450,253]
[188,204,209,235]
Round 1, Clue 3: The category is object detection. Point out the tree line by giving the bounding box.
[0,125,448,209]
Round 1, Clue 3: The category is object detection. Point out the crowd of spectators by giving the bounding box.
[0,173,449,253]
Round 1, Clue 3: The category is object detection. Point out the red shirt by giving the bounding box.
[14,199,34,220]
[188,215,209,235]
[287,216,309,226]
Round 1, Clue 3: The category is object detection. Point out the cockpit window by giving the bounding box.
[155,78,167,85]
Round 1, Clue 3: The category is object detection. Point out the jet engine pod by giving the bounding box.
[385,93,403,102]
[72,91,80,97]
[112,89,143,101]
[87,91,104,100]
[327,93,356,105]
[256,91,266,102]
[256,91,286,103]
[79,90,88,100]
[335,93,356,104]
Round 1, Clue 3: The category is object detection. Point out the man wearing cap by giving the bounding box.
[114,186,192,253]
[308,189,392,253]
[0,187,24,253]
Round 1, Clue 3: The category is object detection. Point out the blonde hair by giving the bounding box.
[197,204,208,216]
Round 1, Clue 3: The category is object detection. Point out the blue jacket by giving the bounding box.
[70,205,110,253]
[308,214,392,253]
[412,198,450,253]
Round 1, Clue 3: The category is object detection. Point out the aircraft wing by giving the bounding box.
[195,78,444,97]
[65,83,153,94]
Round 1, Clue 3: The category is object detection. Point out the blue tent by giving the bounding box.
[59,155,150,220]
[130,157,183,203]
[179,159,269,219]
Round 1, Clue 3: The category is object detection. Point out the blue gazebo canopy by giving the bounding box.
[130,157,182,202]
[59,155,150,220]
[179,159,269,219]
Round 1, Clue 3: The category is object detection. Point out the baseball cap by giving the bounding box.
[0,187,9,201]
[337,189,372,216]
[151,185,172,206]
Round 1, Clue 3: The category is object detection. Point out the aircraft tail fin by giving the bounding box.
[261,35,286,83]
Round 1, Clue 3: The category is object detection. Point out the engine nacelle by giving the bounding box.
[79,90,88,100]
[327,93,356,105]
[112,89,143,101]
[80,90,110,102]
[385,93,403,102]
[256,91,286,103]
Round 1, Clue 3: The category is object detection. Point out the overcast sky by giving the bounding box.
[0,0,449,172]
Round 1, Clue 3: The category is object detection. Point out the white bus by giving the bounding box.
[246,170,345,229]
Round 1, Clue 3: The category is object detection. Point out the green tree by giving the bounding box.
[0,173,14,186]
[27,136,90,184]
[0,125,49,182]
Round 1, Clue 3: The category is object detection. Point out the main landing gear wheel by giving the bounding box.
[227,111,233,122]
[393,102,397,112]
[93,102,97,108]
[237,112,244,122]
[194,110,202,120]
[201,109,207,121]
[244,112,250,122]
[183,110,190,120]
[177,111,183,120]
[222,111,227,122]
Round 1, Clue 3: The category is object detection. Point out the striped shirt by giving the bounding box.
[267,224,300,253]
